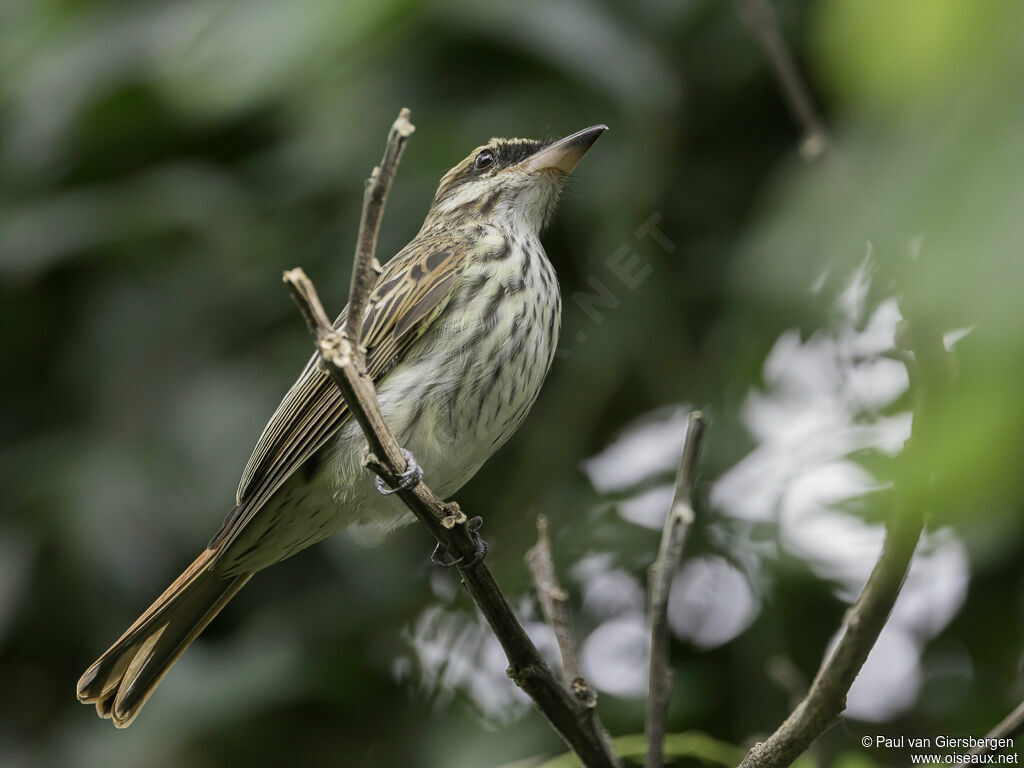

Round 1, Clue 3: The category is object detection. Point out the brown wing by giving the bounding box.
[209,234,468,554]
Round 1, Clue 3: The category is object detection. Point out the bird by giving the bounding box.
[76,123,607,727]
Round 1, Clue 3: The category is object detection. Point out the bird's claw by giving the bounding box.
[374,448,423,496]
[430,516,488,568]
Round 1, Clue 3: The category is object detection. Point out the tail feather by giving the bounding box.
[77,548,252,727]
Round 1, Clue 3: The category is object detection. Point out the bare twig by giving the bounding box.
[734,0,828,161]
[738,513,923,768]
[526,515,584,688]
[345,108,415,344]
[526,515,618,759]
[737,325,949,768]
[284,109,621,768]
[645,410,707,768]
[969,698,1024,757]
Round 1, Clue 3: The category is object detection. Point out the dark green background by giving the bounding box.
[2,1,1022,766]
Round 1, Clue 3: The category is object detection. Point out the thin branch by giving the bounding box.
[526,515,584,688]
[645,411,708,768]
[526,515,618,760]
[345,108,415,345]
[284,110,621,768]
[738,513,922,768]
[969,698,1024,757]
[737,325,949,768]
[734,0,828,161]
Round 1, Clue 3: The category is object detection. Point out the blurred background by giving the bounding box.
[2,0,1023,766]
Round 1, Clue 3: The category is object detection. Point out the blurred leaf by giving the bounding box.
[812,0,1006,111]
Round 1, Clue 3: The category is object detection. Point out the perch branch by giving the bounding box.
[284,109,621,768]
[737,324,949,768]
[733,0,828,160]
[645,411,708,768]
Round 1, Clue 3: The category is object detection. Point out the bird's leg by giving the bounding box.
[365,449,487,567]
[430,517,488,569]
[373,448,423,495]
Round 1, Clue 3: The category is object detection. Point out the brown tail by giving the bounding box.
[76,548,252,727]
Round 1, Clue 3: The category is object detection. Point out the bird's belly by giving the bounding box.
[324,271,560,533]
[339,289,558,524]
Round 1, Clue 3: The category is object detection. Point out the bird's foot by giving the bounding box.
[430,516,488,568]
[374,448,423,496]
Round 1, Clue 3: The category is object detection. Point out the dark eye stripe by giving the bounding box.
[492,139,550,168]
[434,135,557,201]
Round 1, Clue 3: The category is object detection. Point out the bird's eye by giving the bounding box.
[474,150,495,171]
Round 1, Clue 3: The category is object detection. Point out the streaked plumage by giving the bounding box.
[77,124,606,727]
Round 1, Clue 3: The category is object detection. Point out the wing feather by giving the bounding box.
[210,235,468,552]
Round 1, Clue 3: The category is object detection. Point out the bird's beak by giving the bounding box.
[524,124,608,174]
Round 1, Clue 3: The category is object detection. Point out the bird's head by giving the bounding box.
[423,124,607,234]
